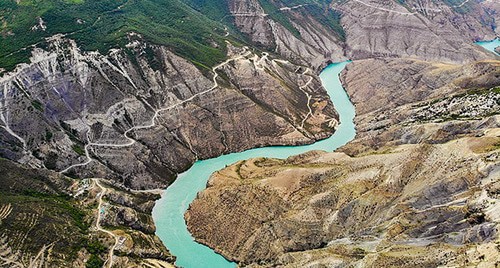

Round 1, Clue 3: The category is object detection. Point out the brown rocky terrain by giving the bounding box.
[186,58,500,267]
[1,0,497,190]
[187,128,500,267]
[224,0,498,69]
[0,159,174,267]
[340,59,500,154]
[226,0,347,69]
[333,0,497,63]
[0,35,337,189]
[1,0,499,266]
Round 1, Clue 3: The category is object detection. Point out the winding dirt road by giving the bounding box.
[61,47,251,172]
[93,179,119,268]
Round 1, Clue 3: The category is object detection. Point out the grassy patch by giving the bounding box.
[72,144,85,156]
[85,254,104,268]
[0,0,228,71]
[31,99,44,111]
[0,158,90,263]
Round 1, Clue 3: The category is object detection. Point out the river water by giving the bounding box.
[152,38,500,268]
[476,38,500,55]
[152,61,355,267]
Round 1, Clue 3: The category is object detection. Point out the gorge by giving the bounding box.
[153,61,355,268]
[0,0,499,267]
[184,40,500,267]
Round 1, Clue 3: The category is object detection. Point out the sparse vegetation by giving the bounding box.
[72,144,86,156]
[0,158,90,265]
[85,254,104,268]
[31,100,44,111]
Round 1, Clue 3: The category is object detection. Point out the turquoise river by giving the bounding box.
[476,38,500,55]
[151,38,498,268]
[152,61,354,268]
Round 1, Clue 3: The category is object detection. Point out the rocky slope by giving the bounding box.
[333,0,496,63]
[340,58,500,154]
[215,0,498,66]
[224,0,347,69]
[1,0,499,266]
[0,158,174,267]
[186,58,500,267]
[0,35,337,189]
[1,0,497,189]
[187,128,500,267]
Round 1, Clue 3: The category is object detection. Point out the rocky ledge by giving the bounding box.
[186,120,500,267]
[185,57,500,267]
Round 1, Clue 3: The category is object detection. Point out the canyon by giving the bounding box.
[187,56,500,267]
[0,0,499,267]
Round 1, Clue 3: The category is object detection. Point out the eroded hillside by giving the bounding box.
[186,58,500,267]
[0,0,499,267]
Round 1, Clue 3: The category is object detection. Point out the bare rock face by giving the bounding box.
[186,128,500,266]
[496,46,500,55]
[226,0,347,69]
[339,58,500,155]
[341,58,500,115]
[222,0,497,70]
[228,0,274,47]
[0,36,337,189]
[185,58,500,267]
[480,0,500,38]
[334,0,496,63]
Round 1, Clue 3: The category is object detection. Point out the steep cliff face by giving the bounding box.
[480,0,500,37]
[212,0,498,66]
[0,36,337,189]
[185,58,500,267]
[340,58,500,154]
[187,129,500,266]
[334,0,496,63]
[342,58,500,115]
[225,0,347,69]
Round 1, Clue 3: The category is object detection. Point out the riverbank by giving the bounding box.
[183,42,500,267]
[152,61,355,268]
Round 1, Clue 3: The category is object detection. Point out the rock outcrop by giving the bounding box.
[187,128,500,266]
[0,36,337,189]
[334,0,496,63]
[186,58,500,267]
[226,0,347,69]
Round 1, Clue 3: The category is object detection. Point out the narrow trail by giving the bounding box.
[298,68,314,129]
[56,50,316,268]
[220,2,309,22]
[351,0,469,15]
[94,179,119,268]
[351,0,416,15]
[59,128,93,173]
[452,0,471,8]
[279,4,309,11]
[253,52,269,71]
[61,48,251,173]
